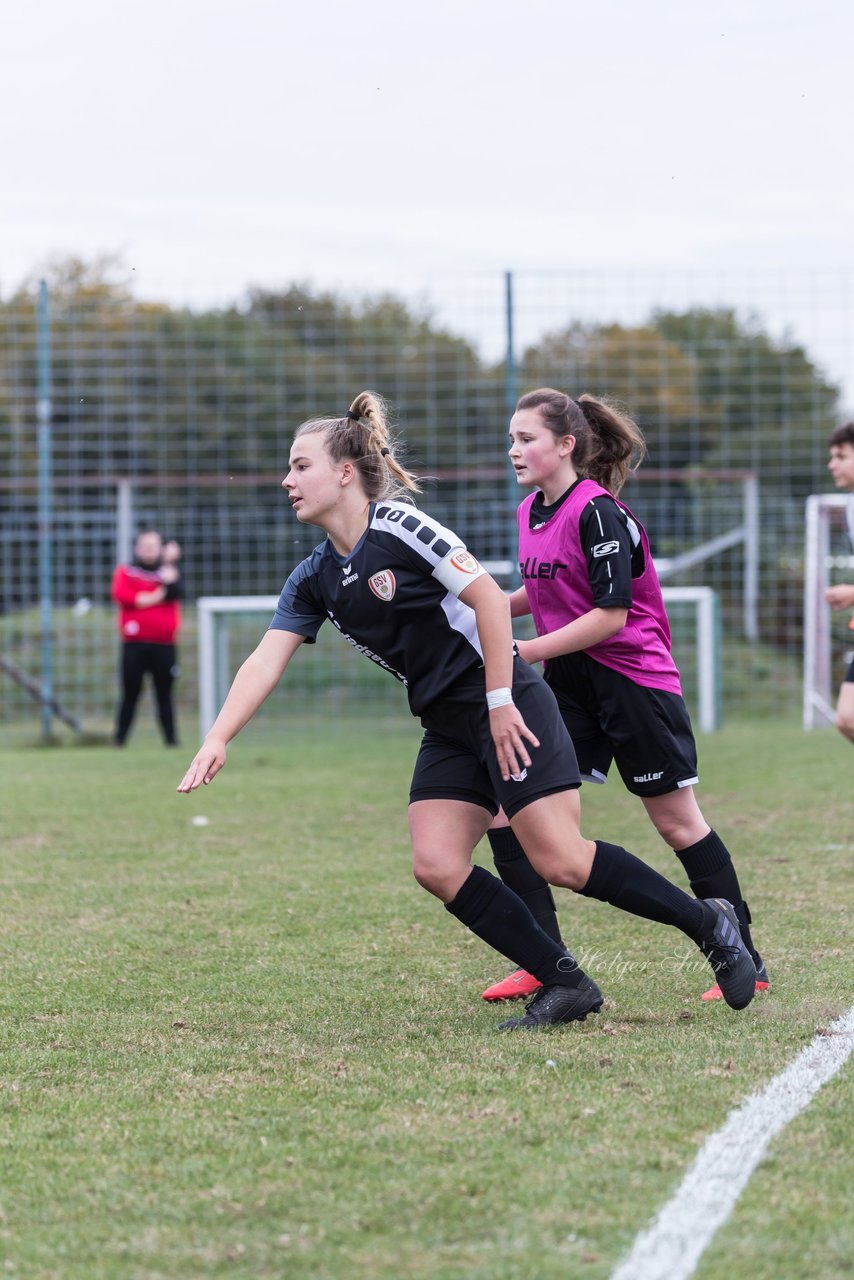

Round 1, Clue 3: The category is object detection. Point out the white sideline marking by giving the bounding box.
[611,1003,854,1280]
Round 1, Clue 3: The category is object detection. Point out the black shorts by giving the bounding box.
[409,656,580,820]
[545,652,698,798]
[845,654,854,684]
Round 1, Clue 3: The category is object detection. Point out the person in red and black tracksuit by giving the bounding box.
[112,530,182,746]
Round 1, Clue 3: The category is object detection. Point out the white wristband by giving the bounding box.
[486,687,514,711]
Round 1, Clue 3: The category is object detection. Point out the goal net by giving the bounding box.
[803,493,854,729]
[196,586,721,738]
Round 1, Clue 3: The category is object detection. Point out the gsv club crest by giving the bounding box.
[369,570,397,601]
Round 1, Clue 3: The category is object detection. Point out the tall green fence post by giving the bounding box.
[37,280,54,741]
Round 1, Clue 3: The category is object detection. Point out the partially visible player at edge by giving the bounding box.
[825,420,854,744]
[481,387,769,1006]
[177,390,757,1029]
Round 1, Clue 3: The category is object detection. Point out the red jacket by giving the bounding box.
[111,564,181,645]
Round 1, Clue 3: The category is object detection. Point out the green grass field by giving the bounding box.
[1,719,853,1279]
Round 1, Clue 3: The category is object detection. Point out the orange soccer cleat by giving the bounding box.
[481,968,543,1002]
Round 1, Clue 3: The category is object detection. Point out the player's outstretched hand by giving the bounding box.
[489,703,540,782]
[826,583,854,611]
[177,738,227,792]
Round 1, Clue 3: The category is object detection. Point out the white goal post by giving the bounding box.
[803,493,854,729]
[197,596,280,740]
[197,586,721,738]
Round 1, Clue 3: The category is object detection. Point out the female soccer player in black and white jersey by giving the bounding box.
[178,390,758,1028]
[481,387,768,1007]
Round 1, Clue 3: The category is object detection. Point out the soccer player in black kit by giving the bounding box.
[178,390,757,1029]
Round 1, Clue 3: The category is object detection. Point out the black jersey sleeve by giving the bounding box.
[578,495,645,609]
[269,552,326,642]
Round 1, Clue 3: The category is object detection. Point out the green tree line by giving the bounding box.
[1,257,842,646]
[1,256,840,497]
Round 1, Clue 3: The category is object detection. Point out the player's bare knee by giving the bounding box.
[528,854,587,892]
[411,854,454,899]
[551,865,589,892]
[836,711,854,742]
[518,829,595,892]
[411,861,439,895]
[658,819,702,849]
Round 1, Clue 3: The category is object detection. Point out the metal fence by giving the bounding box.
[2,267,851,740]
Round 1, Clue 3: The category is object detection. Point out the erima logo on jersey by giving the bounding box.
[510,768,528,782]
[449,549,481,574]
[369,570,396,601]
[633,771,664,783]
[592,540,620,558]
[341,562,359,587]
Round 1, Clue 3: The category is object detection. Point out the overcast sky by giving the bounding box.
[3,0,853,393]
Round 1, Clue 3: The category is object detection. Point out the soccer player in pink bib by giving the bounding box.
[482,387,769,1005]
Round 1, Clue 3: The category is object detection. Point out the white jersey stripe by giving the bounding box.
[624,514,641,548]
[440,592,484,660]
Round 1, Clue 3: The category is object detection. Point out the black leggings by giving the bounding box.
[115,643,178,745]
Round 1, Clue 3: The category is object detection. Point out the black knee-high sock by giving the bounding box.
[675,829,759,959]
[580,840,710,942]
[487,827,564,946]
[445,866,583,988]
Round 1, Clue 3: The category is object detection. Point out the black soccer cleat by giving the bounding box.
[701,950,770,1002]
[697,898,758,1010]
[497,976,604,1031]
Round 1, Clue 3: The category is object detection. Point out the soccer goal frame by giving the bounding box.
[196,586,721,738]
[803,493,854,729]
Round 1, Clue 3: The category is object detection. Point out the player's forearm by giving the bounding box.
[206,651,284,744]
[524,607,627,663]
[473,589,515,693]
[508,586,532,618]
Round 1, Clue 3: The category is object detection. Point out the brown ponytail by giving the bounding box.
[294,390,421,500]
[516,387,646,495]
